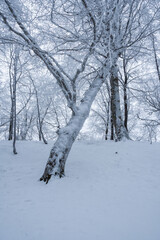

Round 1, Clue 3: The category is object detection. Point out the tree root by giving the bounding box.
[40,172,65,184]
[39,174,51,184]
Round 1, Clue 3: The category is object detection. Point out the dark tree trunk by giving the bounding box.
[12,51,18,155]
[152,35,160,82]
[105,126,108,140]
[123,54,129,132]
[124,83,128,131]
[20,112,28,140]
[41,129,48,144]
[31,77,48,144]
[105,102,109,140]
[110,69,122,141]
[110,116,114,140]
[8,105,13,140]
[110,64,129,141]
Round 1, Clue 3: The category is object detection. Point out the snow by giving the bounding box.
[0,140,160,240]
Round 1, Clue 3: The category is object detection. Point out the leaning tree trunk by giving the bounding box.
[41,127,48,145]
[40,76,104,183]
[40,113,86,182]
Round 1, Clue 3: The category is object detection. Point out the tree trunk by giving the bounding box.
[41,128,48,144]
[12,83,17,154]
[12,50,18,155]
[105,101,109,140]
[40,116,81,183]
[152,35,160,82]
[123,54,129,132]
[110,64,129,141]
[20,112,28,140]
[8,105,13,140]
[31,76,48,144]
[124,83,128,131]
[40,76,104,183]
[110,115,114,140]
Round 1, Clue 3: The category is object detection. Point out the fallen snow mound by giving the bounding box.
[0,140,160,240]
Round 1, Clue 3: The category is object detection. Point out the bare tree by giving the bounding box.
[0,0,159,182]
[30,75,49,144]
[6,46,21,154]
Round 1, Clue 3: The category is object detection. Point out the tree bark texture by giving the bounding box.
[124,83,128,131]
[40,76,104,183]
[110,65,129,141]
[105,102,109,140]
[8,105,13,140]
[12,50,18,154]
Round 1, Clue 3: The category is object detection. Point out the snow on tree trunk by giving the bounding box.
[20,112,28,140]
[110,64,129,141]
[40,76,104,183]
[40,114,84,182]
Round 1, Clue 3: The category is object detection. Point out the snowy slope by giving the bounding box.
[0,140,160,240]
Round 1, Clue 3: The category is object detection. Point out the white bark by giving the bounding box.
[40,74,104,183]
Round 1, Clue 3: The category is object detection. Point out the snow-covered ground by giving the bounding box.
[0,140,160,240]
